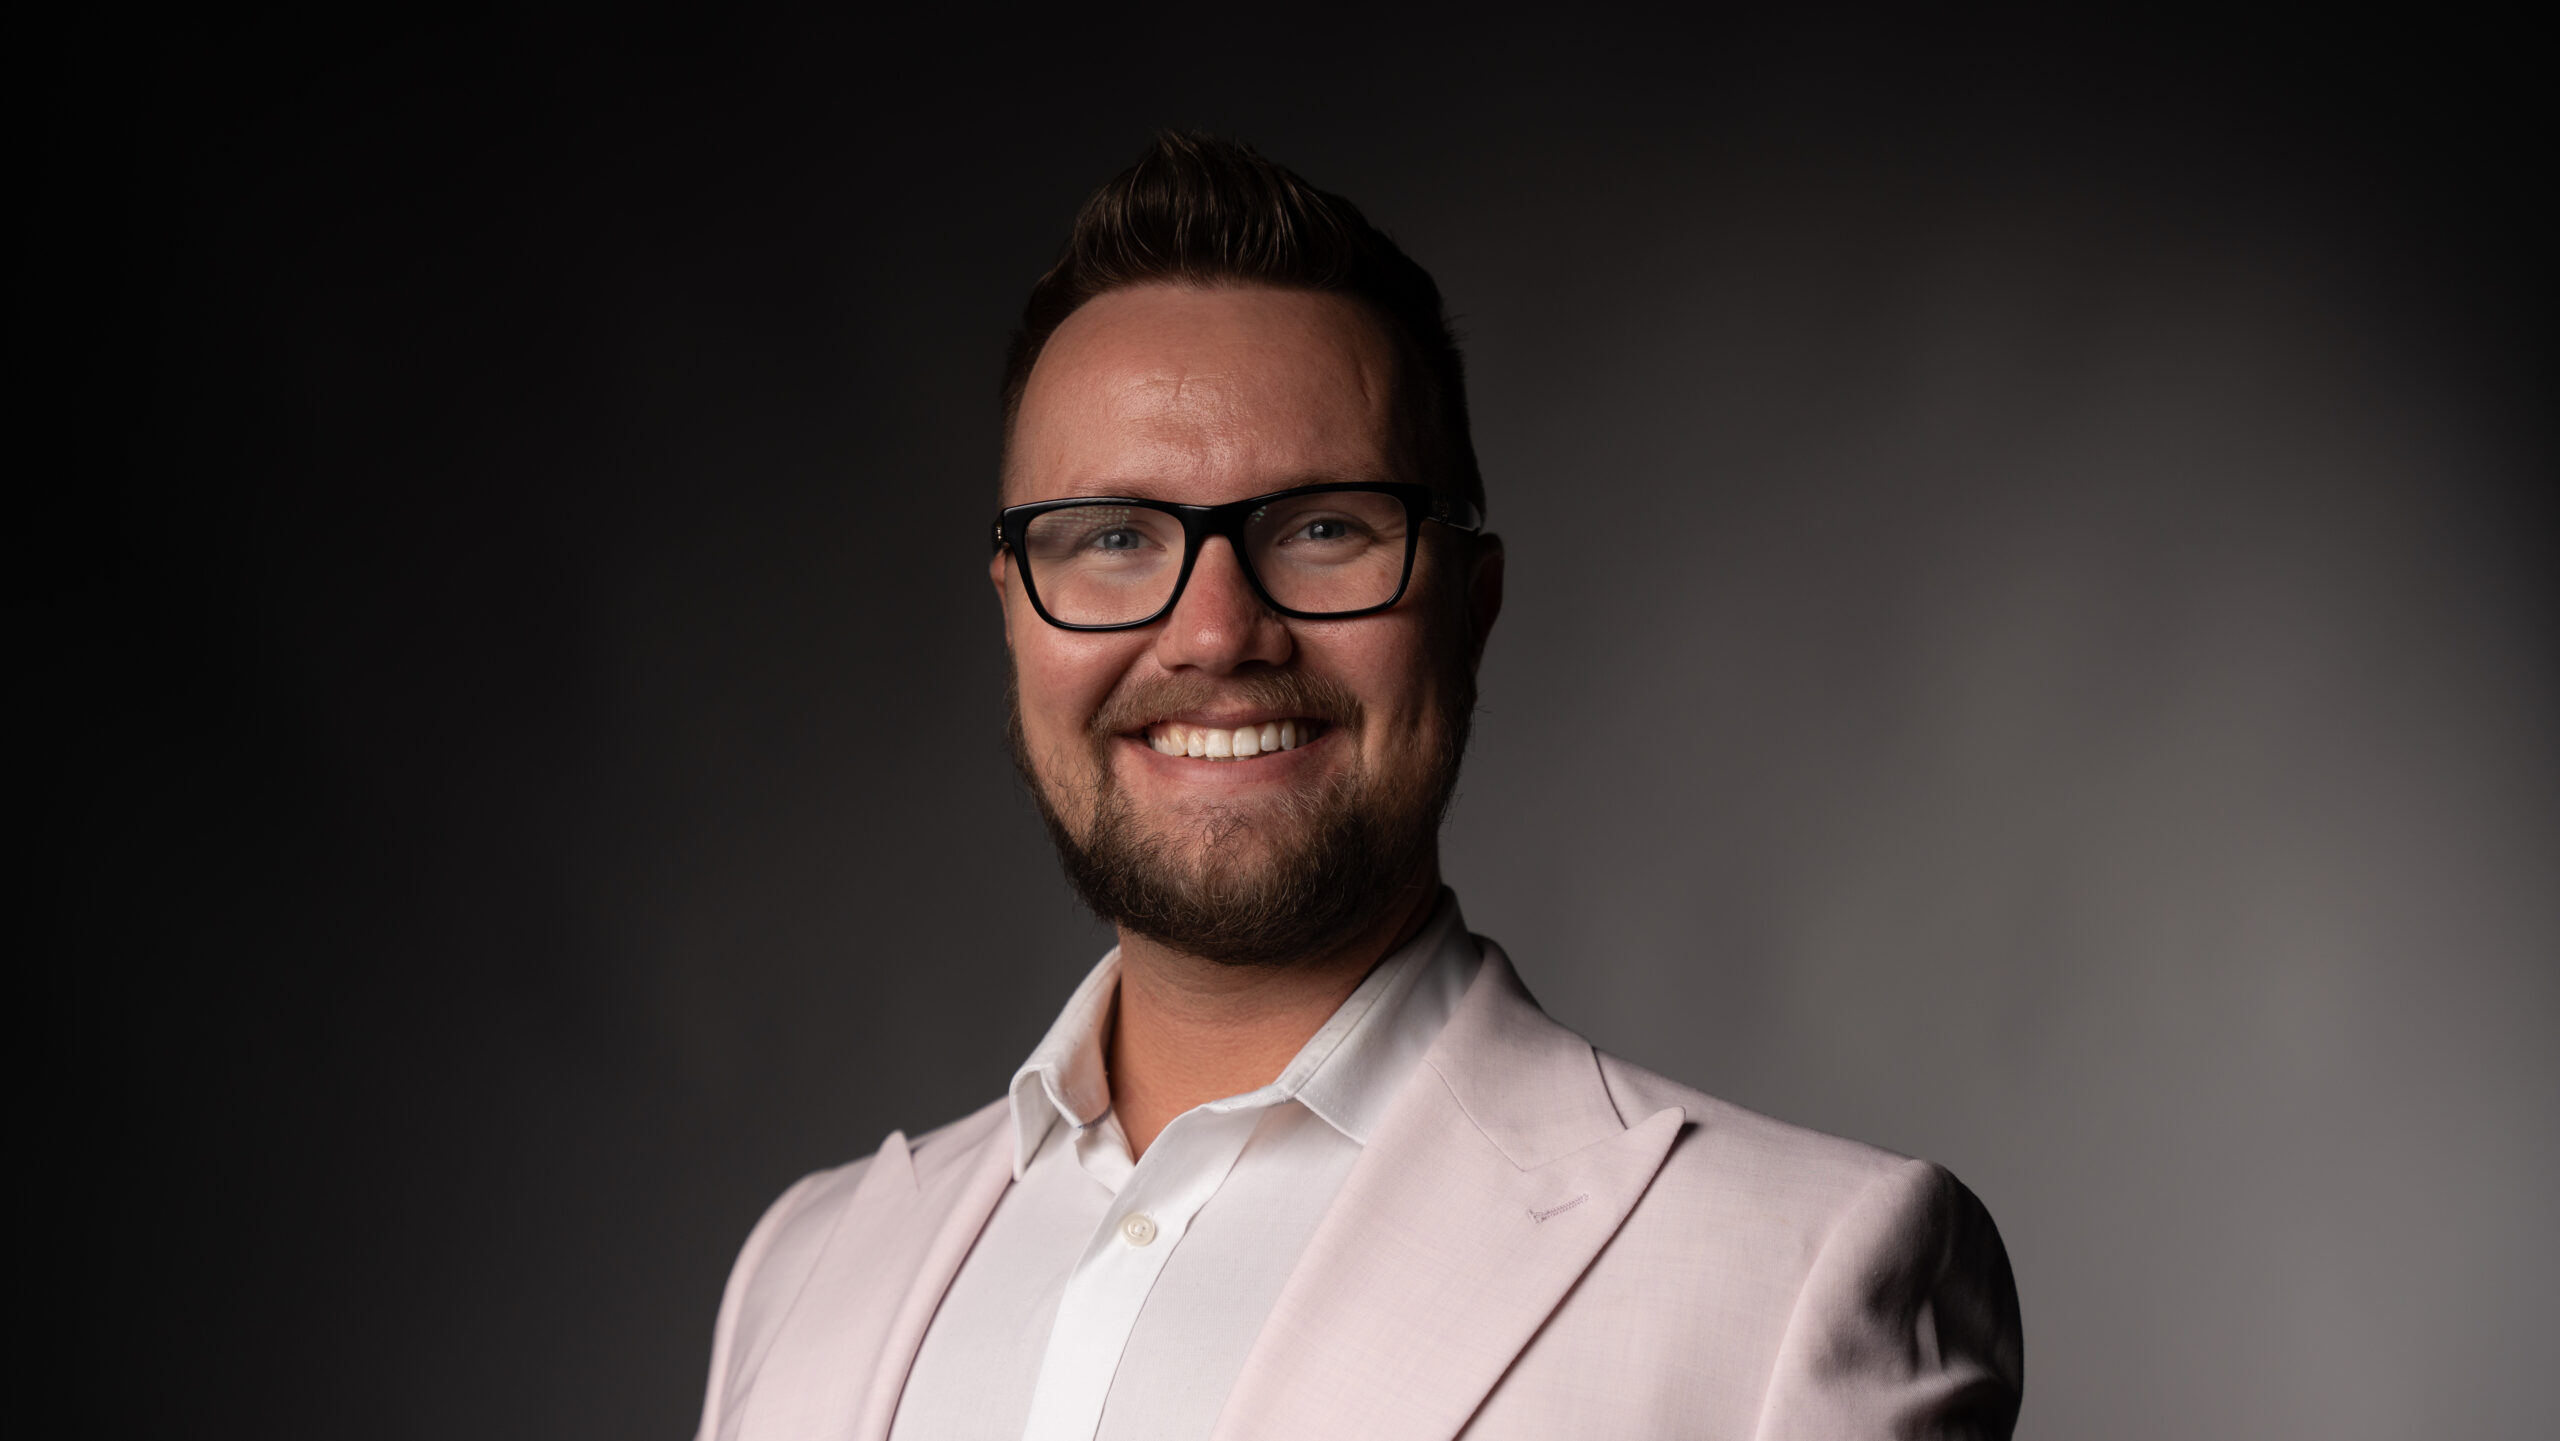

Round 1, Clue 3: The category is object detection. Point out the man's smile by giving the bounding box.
[1137,717,1328,760]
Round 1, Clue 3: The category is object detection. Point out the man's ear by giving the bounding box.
[989,549,1020,647]
[1465,532,1505,670]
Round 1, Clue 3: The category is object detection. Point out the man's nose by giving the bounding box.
[1154,537,1294,673]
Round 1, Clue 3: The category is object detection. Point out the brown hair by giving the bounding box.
[1000,132,1484,516]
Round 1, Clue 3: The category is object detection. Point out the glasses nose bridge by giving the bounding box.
[1170,500,1272,612]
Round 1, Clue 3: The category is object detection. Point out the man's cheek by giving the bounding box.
[1017,663,1091,741]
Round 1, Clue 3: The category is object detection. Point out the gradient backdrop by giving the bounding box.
[48,12,2554,1439]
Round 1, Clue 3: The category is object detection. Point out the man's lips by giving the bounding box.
[1132,717,1328,760]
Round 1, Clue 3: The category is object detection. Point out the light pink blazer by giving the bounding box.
[695,945,2023,1440]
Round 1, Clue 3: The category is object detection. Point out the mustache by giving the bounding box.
[1088,670,1364,739]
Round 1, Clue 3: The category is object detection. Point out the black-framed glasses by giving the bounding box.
[993,482,1484,631]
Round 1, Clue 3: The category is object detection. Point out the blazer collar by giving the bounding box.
[1211,940,1686,1441]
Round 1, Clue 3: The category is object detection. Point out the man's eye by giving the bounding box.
[1286,516,1368,544]
[1091,528,1143,551]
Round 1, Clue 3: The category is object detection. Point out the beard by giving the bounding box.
[1008,664,1473,966]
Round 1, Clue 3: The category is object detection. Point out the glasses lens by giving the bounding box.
[1019,504,1187,625]
[1244,489,1412,614]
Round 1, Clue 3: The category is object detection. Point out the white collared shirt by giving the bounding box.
[887,894,1482,1441]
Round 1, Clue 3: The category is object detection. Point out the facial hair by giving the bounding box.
[1007,664,1474,967]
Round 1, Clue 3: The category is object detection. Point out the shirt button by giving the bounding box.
[1119,1212,1159,1247]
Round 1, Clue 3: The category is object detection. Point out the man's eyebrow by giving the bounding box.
[1247,477,1406,502]
[1034,472,1407,501]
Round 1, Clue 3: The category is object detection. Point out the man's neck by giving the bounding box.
[1103,874,1442,1160]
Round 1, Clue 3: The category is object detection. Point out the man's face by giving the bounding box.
[995,283,1497,963]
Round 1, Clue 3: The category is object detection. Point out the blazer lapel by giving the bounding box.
[1212,944,1684,1441]
[731,1106,1014,1441]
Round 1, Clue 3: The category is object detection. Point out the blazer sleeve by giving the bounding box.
[1750,1159,2024,1441]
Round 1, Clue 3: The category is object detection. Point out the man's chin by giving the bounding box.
[1010,695,1464,967]
[1040,786,1312,863]
[1048,792,1421,968]
[1134,829,1309,896]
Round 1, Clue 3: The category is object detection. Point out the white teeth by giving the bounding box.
[1146,720,1315,758]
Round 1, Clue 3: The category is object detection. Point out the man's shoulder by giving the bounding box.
[1443,942,1985,1248]
[1599,1052,1906,1183]
[780,1096,1008,1208]
[1588,1049,1981,1251]
[731,1098,1011,1286]
[1577,1048,2016,1374]
[1469,1040,2021,1432]
[697,1098,1015,1432]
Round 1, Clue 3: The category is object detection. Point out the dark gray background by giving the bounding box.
[47,10,2553,1439]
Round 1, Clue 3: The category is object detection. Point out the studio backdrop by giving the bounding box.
[50,12,2554,1440]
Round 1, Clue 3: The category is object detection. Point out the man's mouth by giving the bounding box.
[1139,718,1327,760]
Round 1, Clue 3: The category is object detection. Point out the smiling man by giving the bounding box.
[694,134,2023,1441]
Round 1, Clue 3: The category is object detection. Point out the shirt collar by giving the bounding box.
[1006,890,1481,1180]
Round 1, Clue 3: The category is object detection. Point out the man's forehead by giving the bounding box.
[1004,284,1410,504]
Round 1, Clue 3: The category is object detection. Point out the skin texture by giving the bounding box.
[994,283,1503,1156]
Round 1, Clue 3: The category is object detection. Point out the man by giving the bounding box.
[695,133,2022,1441]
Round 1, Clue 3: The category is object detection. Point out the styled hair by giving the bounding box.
[1001,131,1484,516]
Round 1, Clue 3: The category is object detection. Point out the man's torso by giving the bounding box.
[694,934,2023,1441]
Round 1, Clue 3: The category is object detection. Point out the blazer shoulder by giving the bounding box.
[1597,1051,1909,1198]
[696,1098,1012,1439]
[745,1096,1011,1282]
[1593,1051,2012,1266]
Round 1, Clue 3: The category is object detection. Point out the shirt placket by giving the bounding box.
[1017,1101,1271,1441]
